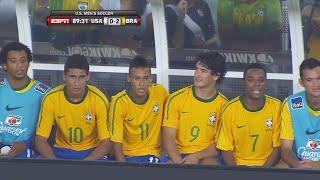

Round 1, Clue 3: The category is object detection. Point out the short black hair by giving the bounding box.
[129,55,151,74]
[196,52,227,83]
[64,54,89,74]
[0,42,32,64]
[243,63,267,79]
[299,58,320,78]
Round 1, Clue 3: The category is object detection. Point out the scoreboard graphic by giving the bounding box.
[47,10,141,26]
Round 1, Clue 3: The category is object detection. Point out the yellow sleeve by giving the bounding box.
[214,98,229,144]
[162,93,181,129]
[216,107,234,151]
[96,94,110,140]
[159,85,169,100]
[280,100,294,140]
[109,95,125,143]
[272,102,282,147]
[36,96,54,138]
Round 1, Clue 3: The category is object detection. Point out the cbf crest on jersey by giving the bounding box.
[85,112,92,123]
[290,96,303,110]
[207,112,217,127]
[153,104,159,113]
[78,2,88,10]
[257,9,264,17]
[265,118,273,131]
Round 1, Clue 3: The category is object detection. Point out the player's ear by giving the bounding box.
[62,71,67,81]
[86,72,90,81]
[299,78,304,87]
[126,73,131,83]
[2,63,7,71]
[213,72,220,81]
[150,75,153,83]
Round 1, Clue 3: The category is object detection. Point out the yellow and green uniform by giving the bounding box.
[216,95,281,166]
[109,84,168,158]
[218,0,281,41]
[280,99,295,141]
[49,0,101,10]
[36,85,109,152]
[163,86,228,154]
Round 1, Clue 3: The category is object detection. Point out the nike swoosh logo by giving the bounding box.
[237,125,246,129]
[58,116,65,119]
[128,118,134,121]
[5,105,23,111]
[182,112,189,114]
[306,129,320,135]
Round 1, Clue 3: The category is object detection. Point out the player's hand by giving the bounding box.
[8,142,26,158]
[299,159,320,169]
[182,153,200,165]
[298,159,315,169]
[192,35,205,47]
[177,0,190,18]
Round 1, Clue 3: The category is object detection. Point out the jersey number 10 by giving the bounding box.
[69,127,84,143]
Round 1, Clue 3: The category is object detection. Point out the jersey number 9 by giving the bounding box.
[189,126,200,142]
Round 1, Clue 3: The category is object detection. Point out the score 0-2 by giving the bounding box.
[104,17,121,26]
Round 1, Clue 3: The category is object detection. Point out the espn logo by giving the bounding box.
[47,16,71,25]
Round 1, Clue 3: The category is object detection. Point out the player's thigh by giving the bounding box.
[199,156,219,165]
[273,159,290,168]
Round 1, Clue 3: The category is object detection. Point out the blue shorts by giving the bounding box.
[126,155,160,163]
[216,153,225,165]
[16,148,38,158]
[162,153,224,164]
[53,147,108,160]
[161,153,189,163]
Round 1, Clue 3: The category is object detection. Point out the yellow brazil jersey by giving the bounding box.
[162,86,228,154]
[49,0,101,10]
[216,95,281,166]
[109,84,168,157]
[36,85,110,151]
[280,99,320,140]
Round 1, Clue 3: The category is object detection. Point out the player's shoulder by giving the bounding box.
[150,83,168,93]
[168,86,191,100]
[87,85,108,102]
[33,80,50,95]
[44,85,64,99]
[286,91,306,105]
[217,91,229,102]
[223,96,241,111]
[265,95,282,109]
[111,89,127,101]
[87,85,104,95]
[265,95,281,103]
[150,83,165,90]
[282,96,288,103]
